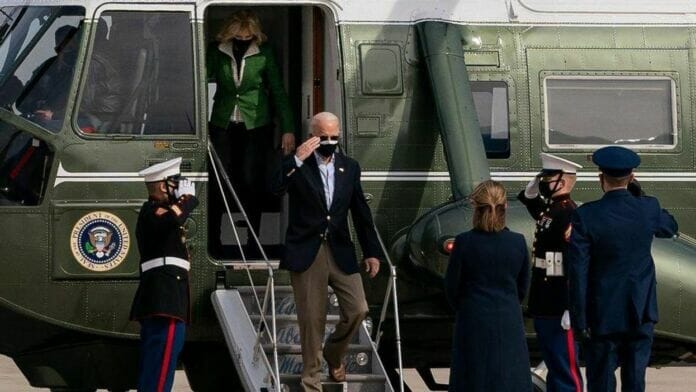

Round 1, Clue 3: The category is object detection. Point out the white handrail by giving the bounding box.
[372,222,405,392]
[208,142,281,390]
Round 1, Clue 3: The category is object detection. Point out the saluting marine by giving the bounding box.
[518,153,583,392]
[129,157,198,392]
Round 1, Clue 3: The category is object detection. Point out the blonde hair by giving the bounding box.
[470,180,507,233]
[217,10,267,44]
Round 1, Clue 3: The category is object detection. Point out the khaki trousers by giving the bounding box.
[290,243,369,392]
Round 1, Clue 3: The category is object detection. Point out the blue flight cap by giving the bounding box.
[591,146,640,177]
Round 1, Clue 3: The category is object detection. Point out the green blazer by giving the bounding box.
[207,41,294,133]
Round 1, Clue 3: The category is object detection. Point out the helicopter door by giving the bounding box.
[204,5,340,263]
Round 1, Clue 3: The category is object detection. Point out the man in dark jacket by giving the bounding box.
[519,153,583,392]
[130,157,198,392]
[271,112,382,392]
[567,146,678,392]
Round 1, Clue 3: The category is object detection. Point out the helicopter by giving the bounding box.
[1,0,696,391]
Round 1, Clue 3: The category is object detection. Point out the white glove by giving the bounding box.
[175,179,195,198]
[561,310,571,330]
[524,177,540,199]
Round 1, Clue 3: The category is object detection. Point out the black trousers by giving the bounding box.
[584,322,654,392]
[209,122,273,252]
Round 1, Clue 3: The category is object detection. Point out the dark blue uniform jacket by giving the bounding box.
[567,189,678,336]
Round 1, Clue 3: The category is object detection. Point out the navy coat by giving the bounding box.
[444,229,532,392]
[271,153,382,273]
[567,189,678,336]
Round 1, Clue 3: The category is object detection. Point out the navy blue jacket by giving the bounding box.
[271,153,382,273]
[445,229,532,392]
[567,189,678,335]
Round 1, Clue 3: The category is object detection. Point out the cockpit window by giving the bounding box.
[544,76,677,149]
[0,6,85,133]
[76,11,195,135]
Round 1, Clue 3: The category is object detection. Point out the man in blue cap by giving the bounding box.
[566,146,678,391]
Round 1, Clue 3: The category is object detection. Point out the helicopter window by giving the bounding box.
[0,123,52,206]
[471,81,510,159]
[0,6,85,133]
[544,76,677,149]
[76,11,195,135]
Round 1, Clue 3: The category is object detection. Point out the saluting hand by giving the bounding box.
[295,136,320,161]
[364,257,380,278]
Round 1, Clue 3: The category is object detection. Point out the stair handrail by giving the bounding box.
[207,142,281,390]
[370,221,405,392]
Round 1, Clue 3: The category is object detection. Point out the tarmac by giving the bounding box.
[2,354,696,391]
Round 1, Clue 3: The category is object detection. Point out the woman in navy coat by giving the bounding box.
[445,180,532,392]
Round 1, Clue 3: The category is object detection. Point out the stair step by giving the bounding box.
[236,285,296,295]
[280,374,387,383]
[263,343,372,355]
[251,315,363,346]
[238,286,341,316]
[249,314,341,324]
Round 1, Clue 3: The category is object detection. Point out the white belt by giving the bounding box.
[534,252,564,277]
[141,257,190,273]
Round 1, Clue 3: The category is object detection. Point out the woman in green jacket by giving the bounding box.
[207,10,295,257]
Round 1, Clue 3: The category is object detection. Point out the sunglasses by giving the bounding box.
[319,135,339,145]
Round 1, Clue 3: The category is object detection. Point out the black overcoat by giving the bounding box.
[444,229,532,392]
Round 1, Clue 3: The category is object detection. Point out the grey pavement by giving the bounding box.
[2,354,696,391]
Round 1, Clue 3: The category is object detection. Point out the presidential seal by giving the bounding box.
[70,211,130,272]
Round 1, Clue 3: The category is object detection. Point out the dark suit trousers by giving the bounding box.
[209,122,272,248]
[290,242,369,392]
[584,322,654,392]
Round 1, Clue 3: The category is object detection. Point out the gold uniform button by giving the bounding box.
[176,276,181,280]
[327,215,331,221]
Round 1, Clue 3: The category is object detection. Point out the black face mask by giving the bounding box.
[316,143,337,158]
[232,38,252,53]
[165,177,180,203]
[539,179,562,198]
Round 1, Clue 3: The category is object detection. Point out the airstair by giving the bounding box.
[207,144,404,392]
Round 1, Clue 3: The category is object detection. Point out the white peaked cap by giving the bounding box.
[540,153,583,174]
[138,157,182,183]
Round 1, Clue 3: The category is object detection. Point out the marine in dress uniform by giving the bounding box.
[518,153,583,392]
[129,157,199,392]
[567,146,678,392]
